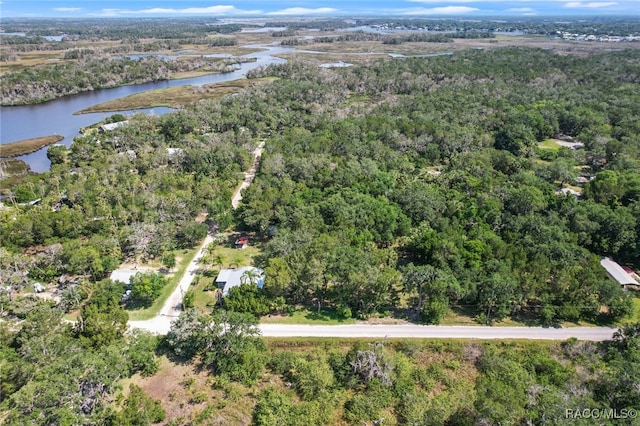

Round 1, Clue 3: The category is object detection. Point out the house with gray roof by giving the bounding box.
[110,268,149,286]
[215,266,265,297]
[600,257,639,290]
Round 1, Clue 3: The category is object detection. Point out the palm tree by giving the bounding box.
[241,268,261,286]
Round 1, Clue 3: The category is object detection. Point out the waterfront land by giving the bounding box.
[0,134,63,158]
[76,77,277,113]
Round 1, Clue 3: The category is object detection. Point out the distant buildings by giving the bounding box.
[98,121,129,133]
[558,32,640,42]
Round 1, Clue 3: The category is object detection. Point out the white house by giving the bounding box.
[215,266,265,297]
[600,257,639,290]
[98,121,129,133]
[110,268,149,286]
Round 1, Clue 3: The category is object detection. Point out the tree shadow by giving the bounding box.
[303,306,351,323]
[155,336,193,366]
[125,298,153,311]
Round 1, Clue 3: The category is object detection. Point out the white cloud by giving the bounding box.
[408,0,482,3]
[401,6,480,14]
[53,7,82,12]
[564,1,618,7]
[90,9,122,17]
[507,7,536,12]
[91,5,262,17]
[266,7,338,15]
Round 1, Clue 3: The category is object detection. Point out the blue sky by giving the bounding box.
[1,0,639,17]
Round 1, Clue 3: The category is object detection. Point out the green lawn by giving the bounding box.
[126,245,201,321]
[538,138,562,150]
[628,296,640,324]
[260,306,356,325]
[191,272,219,313]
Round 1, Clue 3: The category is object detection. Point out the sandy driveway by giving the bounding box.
[231,140,265,209]
[129,233,213,334]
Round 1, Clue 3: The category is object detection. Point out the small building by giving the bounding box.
[110,268,148,287]
[98,121,129,133]
[600,257,639,290]
[235,236,249,249]
[34,283,46,293]
[215,266,264,297]
[557,187,581,199]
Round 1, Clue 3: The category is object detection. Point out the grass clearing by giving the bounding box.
[1,135,63,158]
[625,296,640,325]
[133,354,287,425]
[170,70,221,79]
[260,306,356,325]
[126,245,201,321]
[538,138,562,151]
[76,77,276,114]
[191,272,219,313]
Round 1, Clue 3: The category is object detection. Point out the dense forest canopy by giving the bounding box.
[2,46,640,325]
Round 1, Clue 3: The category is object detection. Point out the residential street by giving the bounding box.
[258,324,617,341]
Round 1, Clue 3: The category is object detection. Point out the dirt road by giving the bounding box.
[128,233,213,333]
[231,140,265,209]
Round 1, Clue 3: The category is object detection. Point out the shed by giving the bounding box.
[215,266,264,297]
[600,257,639,290]
[235,236,249,249]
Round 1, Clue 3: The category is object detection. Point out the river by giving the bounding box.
[0,44,288,172]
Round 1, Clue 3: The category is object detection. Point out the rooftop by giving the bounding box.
[216,266,264,297]
[110,268,149,284]
[600,257,638,286]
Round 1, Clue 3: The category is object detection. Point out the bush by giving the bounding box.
[129,273,168,306]
[127,330,159,377]
[224,283,270,317]
[111,384,166,425]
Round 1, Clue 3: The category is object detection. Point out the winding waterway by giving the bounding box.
[0,44,288,172]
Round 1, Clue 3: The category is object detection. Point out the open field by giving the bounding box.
[75,77,276,113]
[538,138,562,151]
[0,51,68,74]
[0,134,63,158]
